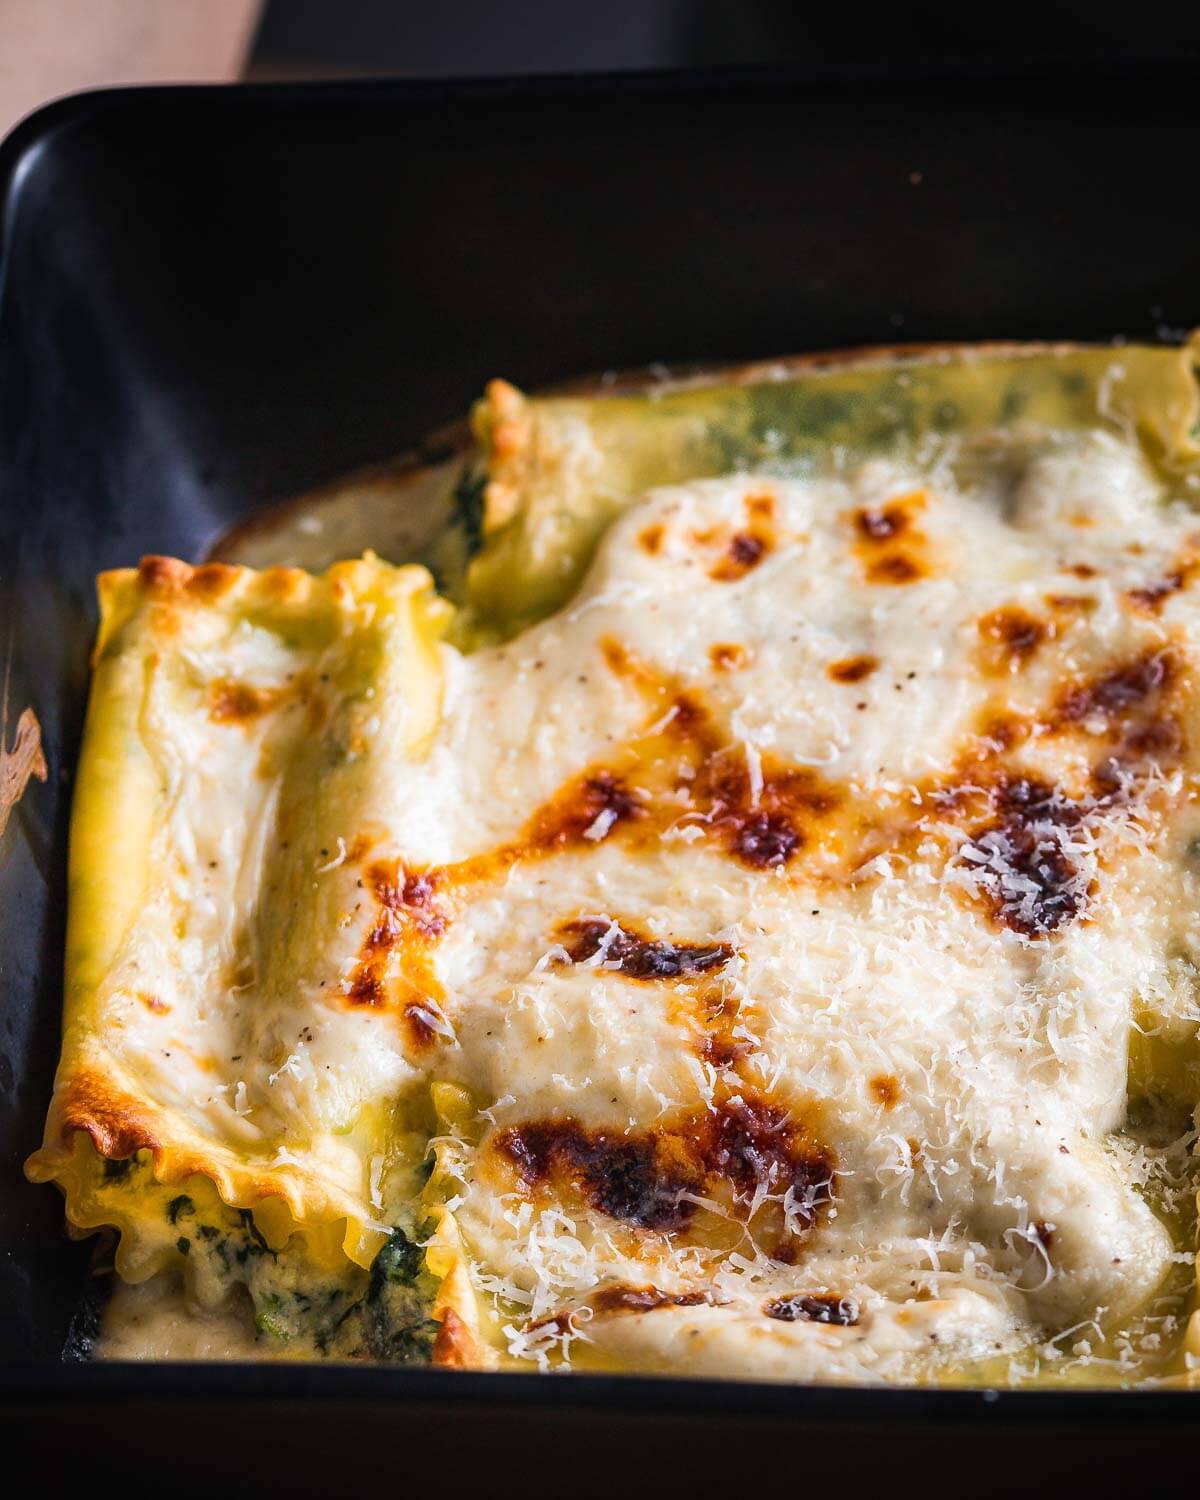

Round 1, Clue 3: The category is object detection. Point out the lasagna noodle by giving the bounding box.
[26,555,464,1283]
[465,340,1200,637]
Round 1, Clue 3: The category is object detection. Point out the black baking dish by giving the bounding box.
[2,63,1199,1493]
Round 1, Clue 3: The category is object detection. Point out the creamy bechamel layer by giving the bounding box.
[424,437,1200,1382]
[29,363,1200,1383]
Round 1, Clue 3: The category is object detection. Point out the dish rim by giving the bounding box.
[4,65,1200,1403]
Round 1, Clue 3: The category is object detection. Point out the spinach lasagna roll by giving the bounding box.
[28,340,1200,1385]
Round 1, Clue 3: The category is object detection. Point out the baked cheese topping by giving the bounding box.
[428,437,1200,1382]
[29,351,1200,1384]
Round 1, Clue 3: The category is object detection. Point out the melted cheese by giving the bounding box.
[33,348,1200,1384]
[430,440,1200,1384]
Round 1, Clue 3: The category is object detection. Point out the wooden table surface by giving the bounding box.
[0,0,261,142]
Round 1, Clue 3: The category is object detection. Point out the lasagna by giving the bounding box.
[27,341,1200,1385]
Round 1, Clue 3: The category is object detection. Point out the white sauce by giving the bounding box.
[98,430,1200,1381]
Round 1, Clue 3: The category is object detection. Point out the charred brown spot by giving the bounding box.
[354,863,446,968]
[1127,573,1185,612]
[977,608,1047,674]
[1076,654,1184,800]
[743,498,773,529]
[382,868,446,940]
[671,691,708,735]
[209,680,284,724]
[590,1284,711,1315]
[828,655,879,684]
[866,553,923,585]
[1067,563,1098,579]
[58,1069,163,1162]
[1046,593,1097,614]
[925,644,1186,938]
[854,504,909,542]
[852,493,933,588]
[710,530,771,582]
[709,642,748,672]
[1058,650,1173,726]
[683,986,757,1072]
[345,970,382,1006]
[730,532,765,567]
[713,760,837,872]
[344,860,452,1049]
[1034,1220,1056,1251]
[431,1307,475,1368]
[526,770,644,851]
[1000,774,1085,833]
[746,491,775,518]
[700,1034,755,1068]
[679,718,837,872]
[977,711,1029,754]
[869,1074,900,1109]
[638,522,665,555]
[494,1091,834,1247]
[344,833,375,863]
[523,1309,576,1339]
[559,918,732,980]
[1041,647,1185,811]
[496,1119,695,1231]
[1117,717,1183,762]
[600,636,633,676]
[764,1292,859,1326]
[699,1093,831,1213]
[731,812,801,868]
[510,643,841,879]
[963,776,1088,936]
[524,1284,711,1341]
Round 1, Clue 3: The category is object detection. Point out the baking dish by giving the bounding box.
[2,63,1199,1491]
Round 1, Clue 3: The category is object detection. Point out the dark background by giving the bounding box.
[248,0,1200,77]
